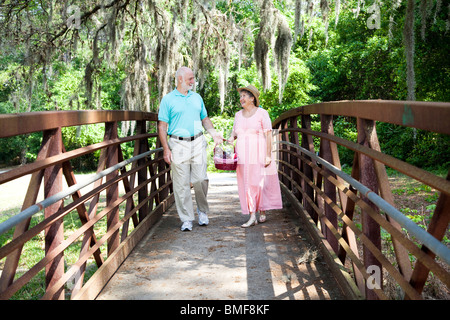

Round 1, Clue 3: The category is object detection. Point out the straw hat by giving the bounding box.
[237,85,260,107]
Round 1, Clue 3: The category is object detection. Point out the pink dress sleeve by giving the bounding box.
[260,109,272,132]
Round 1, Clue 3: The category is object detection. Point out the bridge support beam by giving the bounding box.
[300,114,316,223]
[408,169,450,296]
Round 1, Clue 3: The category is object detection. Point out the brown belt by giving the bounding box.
[170,132,203,141]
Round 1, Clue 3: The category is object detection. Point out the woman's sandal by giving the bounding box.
[259,213,266,223]
[241,213,258,228]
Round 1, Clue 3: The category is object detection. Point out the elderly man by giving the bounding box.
[158,66,223,231]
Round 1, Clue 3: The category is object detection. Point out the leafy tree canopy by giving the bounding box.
[0,0,448,119]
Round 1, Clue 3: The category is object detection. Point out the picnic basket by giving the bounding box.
[214,143,238,171]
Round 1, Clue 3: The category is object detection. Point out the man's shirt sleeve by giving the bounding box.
[158,97,170,123]
[200,97,207,120]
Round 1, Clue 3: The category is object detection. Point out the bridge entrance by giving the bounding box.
[1,101,449,300]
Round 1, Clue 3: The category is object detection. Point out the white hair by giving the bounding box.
[175,66,191,84]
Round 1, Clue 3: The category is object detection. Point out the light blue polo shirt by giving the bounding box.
[158,89,208,137]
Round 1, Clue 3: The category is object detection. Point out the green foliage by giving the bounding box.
[0,60,20,104]
[261,52,316,120]
[0,133,42,166]
[210,115,235,138]
[414,2,450,102]
[333,116,357,167]
[306,27,406,101]
[377,123,450,169]
[62,124,105,172]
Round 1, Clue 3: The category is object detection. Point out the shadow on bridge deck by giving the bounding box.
[96,173,346,300]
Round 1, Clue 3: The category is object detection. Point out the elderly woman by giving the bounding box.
[227,85,283,227]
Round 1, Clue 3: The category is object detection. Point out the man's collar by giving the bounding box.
[174,88,192,96]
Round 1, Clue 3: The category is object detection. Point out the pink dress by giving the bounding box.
[233,108,283,214]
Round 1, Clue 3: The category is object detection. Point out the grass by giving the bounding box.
[1,202,109,299]
[0,172,135,299]
[377,168,449,299]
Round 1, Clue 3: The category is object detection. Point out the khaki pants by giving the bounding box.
[169,135,209,222]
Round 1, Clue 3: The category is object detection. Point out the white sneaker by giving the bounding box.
[197,209,209,226]
[181,221,193,231]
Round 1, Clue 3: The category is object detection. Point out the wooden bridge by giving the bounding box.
[0,100,449,300]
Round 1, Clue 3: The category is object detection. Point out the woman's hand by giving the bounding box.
[264,155,271,167]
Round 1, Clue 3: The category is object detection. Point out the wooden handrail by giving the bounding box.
[0,110,158,138]
[272,100,450,135]
[0,133,157,185]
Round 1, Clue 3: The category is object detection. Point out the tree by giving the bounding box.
[298,0,449,102]
[0,1,254,114]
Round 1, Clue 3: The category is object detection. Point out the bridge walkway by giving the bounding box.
[96,173,346,300]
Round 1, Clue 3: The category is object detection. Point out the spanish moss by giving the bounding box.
[389,0,403,40]
[334,0,340,27]
[275,14,293,103]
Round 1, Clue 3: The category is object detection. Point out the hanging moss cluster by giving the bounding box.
[274,16,293,103]
[254,0,293,102]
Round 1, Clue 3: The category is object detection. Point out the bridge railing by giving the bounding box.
[0,111,173,300]
[273,100,450,300]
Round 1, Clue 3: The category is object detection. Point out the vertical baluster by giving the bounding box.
[280,119,291,189]
[104,122,120,256]
[0,130,53,292]
[357,118,382,300]
[363,119,413,286]
[136,120,149,221]
[289,117,302,202]
[320,115,338,253]
[338,151,366,294]
[44,127,64,300]
[156,125,169,202]
[408,169,450,298]
[300,114,317,223]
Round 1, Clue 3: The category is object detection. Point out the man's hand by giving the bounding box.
[202,117,223,146]
[163,148,172,165]
[158,120,172,165]
[212,133,224,146]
